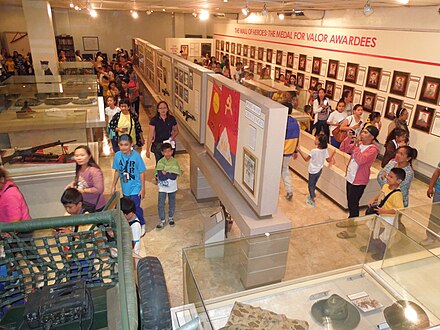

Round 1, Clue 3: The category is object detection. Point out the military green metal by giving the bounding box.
[0,193,138,329]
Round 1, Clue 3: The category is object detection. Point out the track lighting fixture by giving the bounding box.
[192,10,198,18]
[146,10,153,15]
[89,9,97,17]
[69,3,74,8]
[242,1,250,16]
[261,3,268,16]
[278,13,285,20]
[131,10,139,18]
[199,10,209,20]
[363,0,374,16]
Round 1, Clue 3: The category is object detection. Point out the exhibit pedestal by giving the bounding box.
[190,158,217,201]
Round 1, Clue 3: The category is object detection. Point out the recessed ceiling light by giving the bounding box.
[162,8,166,12]
[131,10,139,18]
[397,0,409,3]
[90,9,97,17]
[278,13,285,19]
[69,3,74,8]
[199,10,209,20]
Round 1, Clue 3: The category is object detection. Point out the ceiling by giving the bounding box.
[2,0,439,14]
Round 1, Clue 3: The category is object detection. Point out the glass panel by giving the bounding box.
[382,217,440,320]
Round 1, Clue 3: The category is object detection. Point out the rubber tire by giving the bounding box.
[137,256,172,330]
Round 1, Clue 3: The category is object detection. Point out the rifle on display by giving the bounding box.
[0,140,77,165]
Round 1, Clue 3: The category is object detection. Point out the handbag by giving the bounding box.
[333,126,347,143]
[365,189,401,216]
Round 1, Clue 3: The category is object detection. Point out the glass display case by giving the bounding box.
[182,211,440,329]
[0,75,105,148]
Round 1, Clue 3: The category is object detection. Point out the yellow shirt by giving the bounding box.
[118,113,137,144]
[378,184,404,212]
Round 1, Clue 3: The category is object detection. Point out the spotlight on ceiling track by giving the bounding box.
[261,3,268,16]
[192,10,198,17]
[242,1,250,16]
[397,0,409,3]
[199,10,209,20]
[69,3,74,8]
[89,9,97,17]
[146,10,153,15]
[363,1,374,16]
[131,10,139,18]
[278,12,285,19]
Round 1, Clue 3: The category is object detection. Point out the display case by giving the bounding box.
[182,211,440,329]
[0,75,105,147]
[59,61,95,75]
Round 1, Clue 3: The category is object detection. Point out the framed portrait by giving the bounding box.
[265,65,272,76]
[325,80,336,100]
[298,54,307,71]
[297,72,305,89]
[249,60,255,73]
[343,85,354,98]
[174,67,178,80]
[430,114,440,137]
[285,70,292,82]
[243,148,257,195]
[257,47,264,61]
[230,55,235,67]
[178,69,184,83]
[243,45,249,57]
[345,63,359,83]
[225,41,230,52]
[366,66,382,89]
[216,51,219,60]
[183,89,189,103]
[312,57,322,75]
[220,40,224,51]
[286,52,294,68]
[310,76,320,90]
[250,46,255,59]
[266,49,273,63]
[236,56,241,64]
[276,50,283,66]
[362,91,377,113]
[419,76,440,105]
[274,67,281,81]
[82,36,99,51]
[412,105,435,132]
[242,58,248,66]
[178,84,183,98]
[174,82,178,96]
[384,97,403,120]
[231,42,235,54]
[237,43,241,55]
[188,70,193,90]
[390,71,410,96]
[216,40,220,49]
[183,72,189,87]
[327,59,339,79]
[256,62,262,75]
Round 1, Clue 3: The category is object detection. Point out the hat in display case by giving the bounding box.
[311,294,360,330]
[383,300,429,330]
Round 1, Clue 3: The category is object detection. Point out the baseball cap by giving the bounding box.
[364,125,379,142]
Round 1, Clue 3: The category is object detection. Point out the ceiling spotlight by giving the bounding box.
[162,8,166,12]
[199,10,209,20]
[89,9,97,17]
[397,0,409,3]
[74,5,79,10]
[224,0,228,2]
[131,10,139,18]
[262,3,268,16]
[69,2,74,8]
[278,12,285,19]
[242,0,250,16]
[192,10,198,18]
[146,10,153,15]
[363,1,374,16]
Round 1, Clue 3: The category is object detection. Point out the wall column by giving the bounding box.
[22,0,59,76]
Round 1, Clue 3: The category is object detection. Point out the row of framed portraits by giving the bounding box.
[173,67,193,104]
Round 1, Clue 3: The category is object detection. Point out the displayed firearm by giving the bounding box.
[182,110,196,121]
[0,140,77,165]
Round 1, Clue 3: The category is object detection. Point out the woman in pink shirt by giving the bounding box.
[66,146,106,212]
[0,168,31,223]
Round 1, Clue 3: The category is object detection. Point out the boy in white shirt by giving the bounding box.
[121,196,141,258]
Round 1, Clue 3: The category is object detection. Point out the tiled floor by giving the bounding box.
[99,104,430,308]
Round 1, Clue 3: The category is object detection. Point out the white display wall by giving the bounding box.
[213,22,440,174]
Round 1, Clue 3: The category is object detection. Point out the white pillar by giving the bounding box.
[22,0,59,76]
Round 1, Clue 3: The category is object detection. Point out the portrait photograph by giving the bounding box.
[225,41,230,52]
[327,59,339,79]
[412,105,435,132]
[274,67,281,81]
[174,67,178,80]
[276,50,283,66]
[188,70,193,90]
[230,55,235,67]
[183,88,189,103]
[325,80,336,100]
[242,58,248,66]
[178,69,184,83]
[249,60,255,73]
[216,40,220,49]
[298,54,307,71]
[178,84,183,98]
[266,48,273,63]
[250,46,255,59]
[184,72,189,87]
[285,70,292,82]
[366,66,382,89]
[390,71,410,96]
[237,43,242,55]
[257,47,264,61]
[243,45,249,57]
[345,63,359,83]
[231,42,235,54]
[310,76,320,90]
[312,57,322,75]
[243,148,257,195]
[221,40,224,51]
[297,72,305,88]
[362,91,377,112]
[236,56,241,64]
[385,97,403,120]
[419,76,440,105]
[257,62,263,75]
[286,52,294,68]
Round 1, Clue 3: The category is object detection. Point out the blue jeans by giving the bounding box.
[126,194,145,225]
[331,136,341,149]
[158,191,176,221]
[308,170,322,200]
[111,137,120,153]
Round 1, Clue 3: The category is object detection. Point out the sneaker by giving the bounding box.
[141,224,146,237]
[156,221,165,229]
[168,218,175,227]
[420,236,438,246]
[285,192,293,201]
[306,195,315,207]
